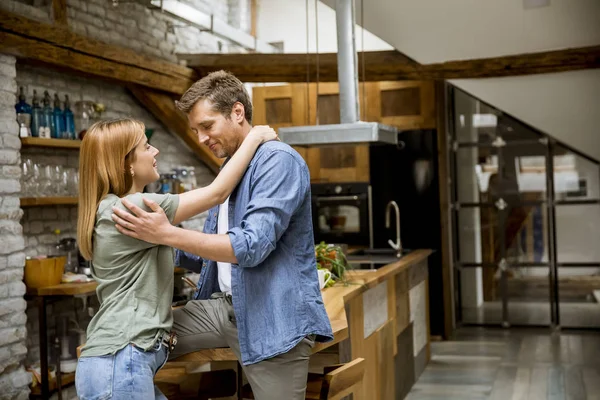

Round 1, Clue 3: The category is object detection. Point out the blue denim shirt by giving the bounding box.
[175,141,333,365]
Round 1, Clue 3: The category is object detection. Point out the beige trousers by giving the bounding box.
[170,294,314,400]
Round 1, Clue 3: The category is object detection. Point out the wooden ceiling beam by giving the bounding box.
[129,86,223,174]
[180,46,600,82]
[0,31,193,94]
[0,9,196,93]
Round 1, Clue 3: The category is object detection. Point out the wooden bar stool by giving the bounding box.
[242,358,365,400]
[155,367,237,400]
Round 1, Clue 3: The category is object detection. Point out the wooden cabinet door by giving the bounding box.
[252,84,308,129]
[252,84,316,175]
[368,81,436,130]
[307,82,371,183]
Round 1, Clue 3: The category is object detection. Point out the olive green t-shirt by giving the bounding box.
[80,192,179,357]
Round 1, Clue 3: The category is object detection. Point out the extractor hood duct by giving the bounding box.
[278,0,398,147]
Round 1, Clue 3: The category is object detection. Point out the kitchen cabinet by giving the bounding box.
[252,80,435,183]
[252,84,308,130]
[306,82,372,183]
[369,81,436,130]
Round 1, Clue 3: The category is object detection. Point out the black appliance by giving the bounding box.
[310,132,440,250]
[311,182,372,247]
[309,130,445,337]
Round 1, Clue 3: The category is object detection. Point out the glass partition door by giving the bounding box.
[448,86,600,329]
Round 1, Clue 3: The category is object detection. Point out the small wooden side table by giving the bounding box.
[26,282,98,399]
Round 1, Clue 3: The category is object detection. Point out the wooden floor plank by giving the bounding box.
[581,368,600,400]
[581,335,600,367]
[548,366,566,400]
[510,367,531,400]
[564,366,586,400]
[409,383,490,399]
[566,335,585,365]
[417,367,497,386]
[489,366,517,400]
[409,328,598,400]
[552,335,571,366]
[525,367,548,400]
[518,336,538,366]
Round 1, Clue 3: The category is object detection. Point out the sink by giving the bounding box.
[346,248,411,268]
[348,248,402,257]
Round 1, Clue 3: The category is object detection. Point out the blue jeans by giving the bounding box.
[76,341,168,400]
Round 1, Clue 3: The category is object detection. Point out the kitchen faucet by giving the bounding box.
[385,201,403,257]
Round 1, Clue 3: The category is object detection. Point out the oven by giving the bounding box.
[310,182,373,247]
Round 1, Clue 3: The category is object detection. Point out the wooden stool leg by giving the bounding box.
[237,362,243,400]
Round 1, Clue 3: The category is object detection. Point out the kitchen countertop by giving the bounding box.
[172,248,433,361]
[314,249,432,351]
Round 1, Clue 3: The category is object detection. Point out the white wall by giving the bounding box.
[321,0,600,63]
[256,0,393,53]
[451,69,600,161]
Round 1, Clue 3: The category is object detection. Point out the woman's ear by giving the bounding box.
[130,167,135,177]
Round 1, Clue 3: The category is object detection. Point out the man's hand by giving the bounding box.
[111,197,172,244]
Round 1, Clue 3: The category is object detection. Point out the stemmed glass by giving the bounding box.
[39,165,53,197]
[67,168,79,196]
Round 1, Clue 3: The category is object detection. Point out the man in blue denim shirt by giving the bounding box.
[112,71,333,399]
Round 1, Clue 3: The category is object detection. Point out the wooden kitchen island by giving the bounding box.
[158,249,433,399]
[323,249,433,399]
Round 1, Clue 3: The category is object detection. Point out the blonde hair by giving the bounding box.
[77,118,146,260]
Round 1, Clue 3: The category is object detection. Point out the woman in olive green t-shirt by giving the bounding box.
[75,118,275,400]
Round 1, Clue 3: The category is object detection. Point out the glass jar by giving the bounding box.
[73,101,95,139]
[74,102,104,140]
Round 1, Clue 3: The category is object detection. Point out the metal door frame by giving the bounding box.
[447,84,600,330]
[447,85,560,328]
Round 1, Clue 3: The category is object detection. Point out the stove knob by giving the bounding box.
[334,185,342,194]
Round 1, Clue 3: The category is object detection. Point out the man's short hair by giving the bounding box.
[175,70,253,125]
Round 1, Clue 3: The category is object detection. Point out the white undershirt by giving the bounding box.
[217,196,232,295]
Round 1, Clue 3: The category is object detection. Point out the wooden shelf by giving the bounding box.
[21,137,81,149]
[20,197,78,207]
[27,281,97,297]
[30,372,75,396]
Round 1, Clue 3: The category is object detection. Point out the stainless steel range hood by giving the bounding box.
[278,0,398,147]
[278,122,398,146]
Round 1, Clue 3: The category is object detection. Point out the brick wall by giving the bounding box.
[0,54,30,400]
[0,0,242,62]
[228,0,252,34]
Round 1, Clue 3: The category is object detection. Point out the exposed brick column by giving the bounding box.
[0,53,30,400]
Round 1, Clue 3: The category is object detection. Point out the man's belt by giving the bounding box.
[161,332,177,352]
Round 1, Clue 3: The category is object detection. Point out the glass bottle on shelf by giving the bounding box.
[52,94,65,139]
[64,95,76,140]
[14,87,31,138]
[30,90,42,138]
[159,173,170,194]
[41,91,53,139]
[188,167,197,190]
[172,170,182,194]
[74,101,93,140]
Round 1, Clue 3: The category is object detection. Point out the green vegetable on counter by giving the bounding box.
[315,242,350,287]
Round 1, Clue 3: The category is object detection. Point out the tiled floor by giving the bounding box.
[407,327,600,400]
